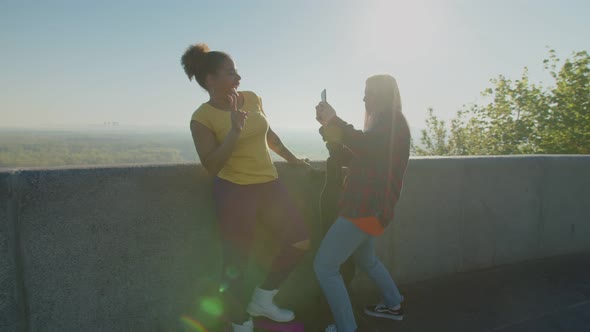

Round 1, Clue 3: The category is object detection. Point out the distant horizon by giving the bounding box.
[0,123,326,132]
[0,122,425,136]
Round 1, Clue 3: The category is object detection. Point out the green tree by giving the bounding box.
[412,108,450,156]
[415,49,590,155]
[541,50,590,153]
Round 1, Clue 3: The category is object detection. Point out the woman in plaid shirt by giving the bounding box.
[314,75,411,332]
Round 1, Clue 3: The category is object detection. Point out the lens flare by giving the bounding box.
[199,296,224,317]
[180,315,208,332]
[218,282,228,293]
[225,266,240,279]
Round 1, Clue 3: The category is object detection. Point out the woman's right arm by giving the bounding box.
[320,126,354,166]
[191,92,246,176]
[324,117,383,159]
[190,120,240,176]
[316,102,382,160]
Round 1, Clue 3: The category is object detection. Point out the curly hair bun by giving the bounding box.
[181,43,210,81]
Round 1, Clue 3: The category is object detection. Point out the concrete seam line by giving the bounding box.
[485,299,590,332]
[459,158,466,272]
[7,171,29,332]
[537,157,546,258]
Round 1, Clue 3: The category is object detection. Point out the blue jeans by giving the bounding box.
[313,217,403,332]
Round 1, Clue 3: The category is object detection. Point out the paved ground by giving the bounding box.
[299,253,590,332]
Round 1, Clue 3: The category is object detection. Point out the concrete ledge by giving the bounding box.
[0,171,20,331]
[1,156,589,330]
[354,156,590,290]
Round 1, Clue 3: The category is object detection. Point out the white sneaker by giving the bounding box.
[324,324,337,332]
[231,319,253,332]
[246,287,295,322]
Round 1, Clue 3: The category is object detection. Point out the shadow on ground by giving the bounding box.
[277,254,589,332]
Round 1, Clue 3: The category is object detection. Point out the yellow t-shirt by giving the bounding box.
[191,91,278,185]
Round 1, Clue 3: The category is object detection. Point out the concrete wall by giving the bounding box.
[374,156,590,286]
[1,156,589,331]
[1,171,19,332]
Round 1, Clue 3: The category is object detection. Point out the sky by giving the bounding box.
[1,0,589,132]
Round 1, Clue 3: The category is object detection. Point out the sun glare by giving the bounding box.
[356,0,444,63]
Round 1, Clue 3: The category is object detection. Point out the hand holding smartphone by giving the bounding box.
[316,89,336,125]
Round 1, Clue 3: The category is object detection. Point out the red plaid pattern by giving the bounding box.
[320,114,411,227]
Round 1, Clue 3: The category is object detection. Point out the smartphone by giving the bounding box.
[321,89,327,103]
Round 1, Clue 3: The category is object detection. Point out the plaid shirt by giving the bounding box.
[320,114,411,228]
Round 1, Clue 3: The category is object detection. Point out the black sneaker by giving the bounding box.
[364,304,404,321]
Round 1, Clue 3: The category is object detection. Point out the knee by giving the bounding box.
[313,252,336,278]
[292,239,310,251]
[313,255,324,276]
[355,255,379,273]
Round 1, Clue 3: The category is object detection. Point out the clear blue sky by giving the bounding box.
[1,0,589,131]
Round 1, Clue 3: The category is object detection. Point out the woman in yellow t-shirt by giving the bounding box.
[181,43,310,332]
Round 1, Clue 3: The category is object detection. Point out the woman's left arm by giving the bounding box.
[267,128,309,165]
[316,102,383,159]
[259,95,309,165]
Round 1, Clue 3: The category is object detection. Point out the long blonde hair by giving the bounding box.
[365,75,408,224]
[364,74,403,131]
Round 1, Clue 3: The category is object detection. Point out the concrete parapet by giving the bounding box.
[1,156,589,330]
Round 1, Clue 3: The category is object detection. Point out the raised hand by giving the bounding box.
[229,89,247,133]
[315,101,337,126]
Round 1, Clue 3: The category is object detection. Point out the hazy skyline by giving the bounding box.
[1,0,589,131]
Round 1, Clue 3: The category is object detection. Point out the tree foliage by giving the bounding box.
[414,50,590,155]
